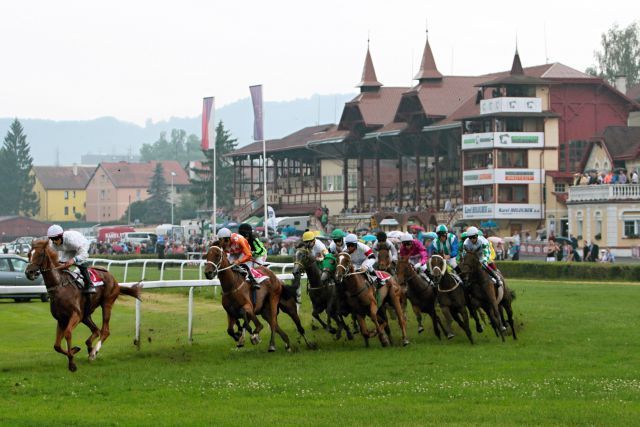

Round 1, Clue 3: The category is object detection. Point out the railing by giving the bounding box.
[0,258,297,348]
[276,192,321,205]
[567,184,640,202]
[232,197,264,221]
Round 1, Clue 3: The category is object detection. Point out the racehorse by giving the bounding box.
[204,244,311,352]
[459,251,517,341]
[334,252,391,347]
[292,247,351,339]
[395,257,443,340]
[427,254,473,344]
[25,239,142,372]
[375,246,395,274]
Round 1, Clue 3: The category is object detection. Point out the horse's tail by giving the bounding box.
[119,282,143,300]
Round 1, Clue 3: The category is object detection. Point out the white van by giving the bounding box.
[121,232,157,246]
[276,216,309,231]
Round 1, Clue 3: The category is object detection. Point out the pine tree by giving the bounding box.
[0,119,39,216]
[190,121,237,213]
[146,163,171,223]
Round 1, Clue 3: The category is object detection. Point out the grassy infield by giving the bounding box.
[0,265,639,426]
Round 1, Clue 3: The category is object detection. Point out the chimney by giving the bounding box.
[614,75,627,95]
[72,163,78,176]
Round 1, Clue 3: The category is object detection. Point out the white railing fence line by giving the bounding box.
[0,258,299,347]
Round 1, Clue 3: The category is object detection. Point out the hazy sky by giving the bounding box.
[2,0,638,125]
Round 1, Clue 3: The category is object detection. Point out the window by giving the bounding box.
[11,258,27,272]
[464,150,493,170]
[554,183,566,193]
[595,212,602,236]
[322,175,356,192]
[100,190,106,201]
[464,185,493,204]
[498,185,528,203]
[136,189,141,201]
[576,211,583,238]
[73,191,76,199]
[0,259,10,272]
[497,150,527,168]
[64,206,69,215]
[624,221,640,237]
[64,191,69,200]
[73,206,77,214]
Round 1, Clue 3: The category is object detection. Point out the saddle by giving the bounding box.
[64,268,104,289]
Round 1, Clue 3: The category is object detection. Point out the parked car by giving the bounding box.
[1,243,32,256]
[0,254,48,303]
[121,232,158,247]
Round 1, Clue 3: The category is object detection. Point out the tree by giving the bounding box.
[145,163,171,224]
[140,129,205,163]
[190,121,238,213]
[586,22,640,87]
[0,119,39,216]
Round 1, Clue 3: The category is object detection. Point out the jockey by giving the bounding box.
[461,226,503,287]
[372,231,398,265]
[47,224,95,294]
[343,233,378,285]
[237,223,267,265]
[216,227,260,289]
[399,232,430,279]
[302,231,328,262]
[431,224,463,285]
[423,231,438,257]
[328,228,346,255]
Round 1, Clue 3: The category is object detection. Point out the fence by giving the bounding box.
[0,258,298,348]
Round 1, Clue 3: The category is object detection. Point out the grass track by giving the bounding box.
[0,279,639,426]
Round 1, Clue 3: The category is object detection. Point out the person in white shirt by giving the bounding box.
[47,224,95,294]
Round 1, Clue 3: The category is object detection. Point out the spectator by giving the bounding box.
[599,248,615,263]
[618,171,627,184]
[582,240,599,262]
[631,170,639,184]
[545,238,560,262]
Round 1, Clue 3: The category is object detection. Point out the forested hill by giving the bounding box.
[1,93,354,165]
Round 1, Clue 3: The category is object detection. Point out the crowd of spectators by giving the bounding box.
[573,169,639,185]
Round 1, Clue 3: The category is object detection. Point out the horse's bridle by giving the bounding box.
[428,254,445,284]
[205,246,234,277]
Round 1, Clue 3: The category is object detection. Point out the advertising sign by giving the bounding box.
[462,132,494,150]
[462,132,544,150]
[480,97,542,115]
[494,204,543,219]
[463,204,494,220]
[463,169,494,186]
[494,169,543,184]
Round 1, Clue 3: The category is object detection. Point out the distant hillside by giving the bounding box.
[0,93,354,165]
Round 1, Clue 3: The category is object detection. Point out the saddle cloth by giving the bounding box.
[374,270,391,283]
[249,268,270,284]
[67,268,105,287]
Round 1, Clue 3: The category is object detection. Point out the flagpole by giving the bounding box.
[263,137,268,239]
[202,97,216,240]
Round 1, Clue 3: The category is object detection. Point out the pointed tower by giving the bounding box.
[510,48,524,75]
[357,45,383,93]
[414,33,443,83]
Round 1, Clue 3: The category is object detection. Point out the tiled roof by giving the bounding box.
[596,126,640,160]
[414,38,443,81]
[231,124,342,156]
[357,48,383,89]
[33,166,96,190]
[99,161,190,188]
[348,87,409,127]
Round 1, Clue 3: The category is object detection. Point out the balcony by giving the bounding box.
[461,132,544,150]
[479,97,542,115]
[567,184,640,203]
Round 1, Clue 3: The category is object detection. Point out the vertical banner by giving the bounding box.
[201,97,215,151]
[249,85,264,141]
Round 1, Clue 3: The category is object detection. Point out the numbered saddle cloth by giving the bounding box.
[249,268,271,284]
[66,268,105,288]
[374,270,391,283]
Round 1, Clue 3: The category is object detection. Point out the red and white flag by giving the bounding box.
[201,97,215,151]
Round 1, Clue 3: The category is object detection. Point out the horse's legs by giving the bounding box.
[82,315,100,355]
[439,305,456,339]
[355,314,370,347]
[390,286,409,346]
[501,300,517,340]
[227,313,242,345]
[89,302,113,360]
[369,301,389,347]
[54,322,68,356]
[266,290,280,352]
[428,303,443,341]
[453,306,474,344]
[63,312,82,372]
[467,295,484,333]
[411,304,424,333]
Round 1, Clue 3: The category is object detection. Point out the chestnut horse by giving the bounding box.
[395,257,443,340]
[334,252,390,347]
[204,245,310,352]
[427,254,474,344]
[459,252,517,341]
[25,239,142,372]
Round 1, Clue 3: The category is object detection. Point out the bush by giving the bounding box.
[90,254,188,260]
[496,261,640,282]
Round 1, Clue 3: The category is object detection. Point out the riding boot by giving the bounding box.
[485,267,502,287]
[78,264,96,294]
[241,264,260,290]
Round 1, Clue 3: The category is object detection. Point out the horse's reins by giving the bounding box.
[428,254,461,293]
[336,252,370,298]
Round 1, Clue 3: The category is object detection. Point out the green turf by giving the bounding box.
[0,279,638,426]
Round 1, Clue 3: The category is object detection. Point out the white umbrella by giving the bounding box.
[488,236,504,245]
[387,230,403,239]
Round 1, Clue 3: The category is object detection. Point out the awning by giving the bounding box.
[379,218,400,226]
[244,216,262,226]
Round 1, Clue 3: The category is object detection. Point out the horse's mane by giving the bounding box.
[32,239,59,263]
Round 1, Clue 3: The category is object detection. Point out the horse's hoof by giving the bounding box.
[500,326,507,332]
[381,335,390,347]
[69,363,77,372]
[286,346,292,353]
[418,326,425,334]
[71,346,81,355]
[236,342,244,348]
[250,334,260,345]
[477,325,484,333]
[268,345,276,352]
[402,338,410,347]
[447,333,455,340]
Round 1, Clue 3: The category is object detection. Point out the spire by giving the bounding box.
[414,30,443,83]
[510,47,524,75]
[357,42,383,92]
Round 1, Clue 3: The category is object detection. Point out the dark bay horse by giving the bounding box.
[395,257,443,340]
[334,252,390,347]
[428,254,473,344]
[459,252,517,341]
[204,245,311,352]
[292,247,351,339]
[25,239,142,372]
